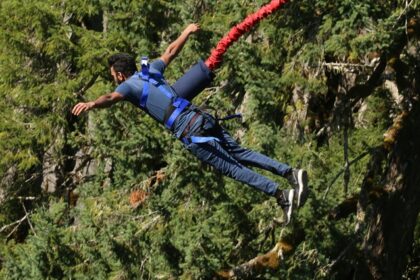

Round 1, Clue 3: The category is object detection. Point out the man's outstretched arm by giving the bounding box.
[72,92,124,116]
[160,23,200,66]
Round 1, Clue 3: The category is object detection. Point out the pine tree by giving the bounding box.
[1,0,419,279]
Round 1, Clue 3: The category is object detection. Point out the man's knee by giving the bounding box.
[172,60,214,101]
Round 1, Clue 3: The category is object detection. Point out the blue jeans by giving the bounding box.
[184,116,291,196]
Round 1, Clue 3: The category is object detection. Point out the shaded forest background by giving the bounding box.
[0,0,419,279]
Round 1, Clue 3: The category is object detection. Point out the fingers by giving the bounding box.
[71,103,82,116]
[72,103,88,116]
[188,23,200,33]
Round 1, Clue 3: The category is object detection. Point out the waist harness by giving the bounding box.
[138,57,190,130]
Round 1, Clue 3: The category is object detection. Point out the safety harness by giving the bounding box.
[179,113,242,145]
[138,57,191,130]
[138,57,221,145]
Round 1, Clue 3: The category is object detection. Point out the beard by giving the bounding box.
[114,77,123,85]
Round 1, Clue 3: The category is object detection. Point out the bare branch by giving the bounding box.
[323,150,371,199]
[73,74,99,99]
[130,169,167,208]
[16,196,37,201]
[322,62,375,71]
[20,201,36,236]
[343,122,350,195]
[395,0,415,27]
[0,215,28,233]
[218,240,293,278]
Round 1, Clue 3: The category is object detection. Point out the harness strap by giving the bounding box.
[140,82,149,108]
[180,112,201,139]
[157,84,174,99]
[181,136,220,145]
[139,57,151,109]
[165,98,190,129]
[138,56,191,130]
[179,111,221,145]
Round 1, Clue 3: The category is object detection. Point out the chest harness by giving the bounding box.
[138,57,190,130]
[138,57,220,145]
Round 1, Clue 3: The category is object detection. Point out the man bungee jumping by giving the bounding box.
[72,20,308,224]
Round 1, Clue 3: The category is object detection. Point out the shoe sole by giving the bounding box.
[296,169,308,208]
[284,189,295,225]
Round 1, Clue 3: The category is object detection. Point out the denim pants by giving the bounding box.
[184,115,291,196]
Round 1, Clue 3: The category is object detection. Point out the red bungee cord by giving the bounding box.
[205,0,287,71]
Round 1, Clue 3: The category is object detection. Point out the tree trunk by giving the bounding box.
[356,102,420,279]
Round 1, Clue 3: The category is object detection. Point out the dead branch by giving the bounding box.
[218,241,293,279]
[73,74,99,99]
[16,196,37,201]
[322,62,375,73]
[20,201,36,236]
[130,169,167,208]
[0,215,29,234]
[343,121,350,195]
[395,0,416,27]
[1,212,35,239]
[323,150,371,199]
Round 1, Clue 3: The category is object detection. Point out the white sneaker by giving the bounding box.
[287,169,309,208]
[276,189,295,225]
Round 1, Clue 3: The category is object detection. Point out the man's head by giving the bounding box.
[108,53,138,84]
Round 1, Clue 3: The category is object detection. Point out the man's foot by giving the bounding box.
[275,189,295,225]
[286,168,309,208]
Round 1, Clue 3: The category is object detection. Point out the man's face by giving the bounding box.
[110,66,125,85]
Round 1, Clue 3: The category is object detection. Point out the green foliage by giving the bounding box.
[1,0,418,279]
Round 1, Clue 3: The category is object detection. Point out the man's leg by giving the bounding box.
[215,127,291,176]
[186,139,295,224]
[214,126,309,208]
[171,60,214,101]
[187,140,278,196]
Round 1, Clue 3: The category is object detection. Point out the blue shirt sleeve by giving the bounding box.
[150,59,166,75]
[115,82,131,99]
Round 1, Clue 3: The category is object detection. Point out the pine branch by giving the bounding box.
[348,13,418,107]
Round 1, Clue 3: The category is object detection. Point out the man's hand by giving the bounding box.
[72,101,95,116]
[185,23,200,34]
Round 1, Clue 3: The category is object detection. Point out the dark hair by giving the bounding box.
[108,53,138,77]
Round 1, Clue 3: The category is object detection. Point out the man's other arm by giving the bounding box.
[160,23,200,67]
[72,92,124,116]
